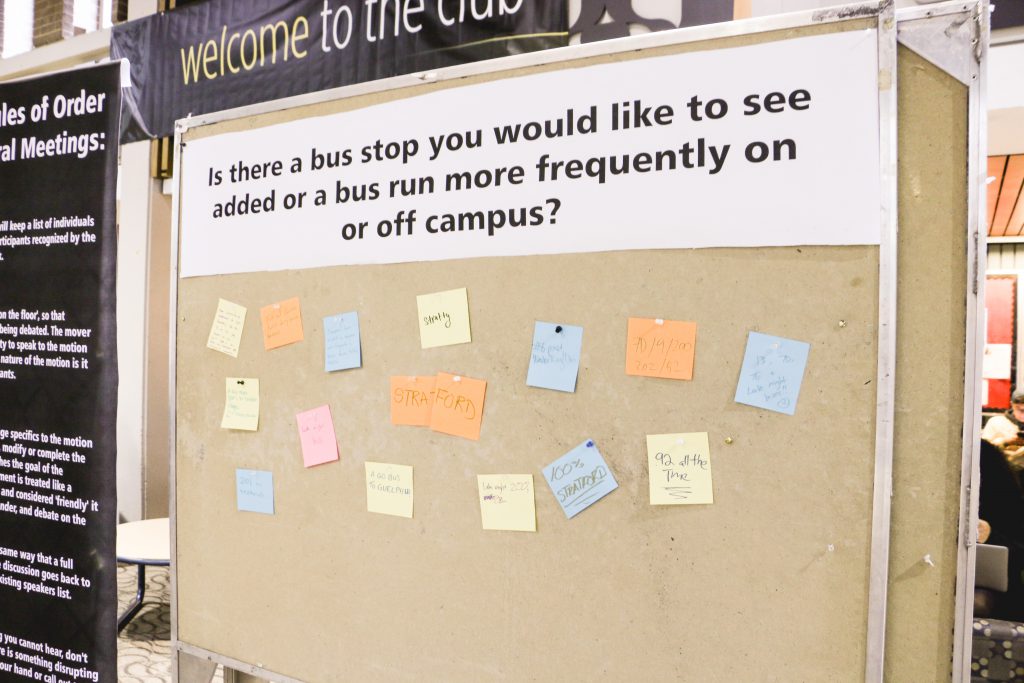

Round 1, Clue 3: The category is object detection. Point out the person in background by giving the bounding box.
[979,438,1024,619]
[982,390,1024,459]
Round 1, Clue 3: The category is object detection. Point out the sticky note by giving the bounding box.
[260,297,304,350]
[206,298,246,357]
[416,287,471,349]
[324,311,361,372]
[390,376,436,426]
[221,378,259,431]
[236,469,274,514]
[296,405,339,467]
[734,331,811,415]
[477,474,536,532]
[526,321,583,393]
[365,462,414,518]
[430,372,486,440]
[625,317,697,380]
[647,432,714,505]
[542,440,618,519]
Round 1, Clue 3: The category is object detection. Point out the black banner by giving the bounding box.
[0,64,120,682]
[111,0,567,142]
[992,0,1024,30]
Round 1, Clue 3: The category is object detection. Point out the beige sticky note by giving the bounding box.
[477,474,536,532]
[365,462,414,518]
[207,299,246,357]
[647,432,713,505]
[416,287,471,349]
[260,297,304,350]
[221,378,259,431]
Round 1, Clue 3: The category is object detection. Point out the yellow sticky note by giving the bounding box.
[207,298,246,357]
[430,372,486,440]
[477,474,536,532]
[221,378,259,431]
[647,432,713,505]
[390,376,436,426]
[260,297,304,350]
[625,317,697,380]
[365,462,414,518]
[416,287,471,349]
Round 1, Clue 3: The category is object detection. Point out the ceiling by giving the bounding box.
[989,154,1024,237]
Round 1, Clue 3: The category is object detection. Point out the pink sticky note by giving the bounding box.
[296,405,339,468]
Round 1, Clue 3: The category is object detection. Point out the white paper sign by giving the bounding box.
[179,30,880,278]
[983,343,1013,380]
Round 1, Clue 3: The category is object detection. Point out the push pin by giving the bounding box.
[453,376,462,383]
[586,440,594,448]
[555,325,563,333]
[838,320,847,328]
[655,318,664,325]
[724,437,734,445]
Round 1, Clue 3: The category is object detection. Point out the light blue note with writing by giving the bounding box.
[734,331,811,415]
[526,321,583,393]
[542,440,618,519]
[324,311,361,372]
[236,469,274,514]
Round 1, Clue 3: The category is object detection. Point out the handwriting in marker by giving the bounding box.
[647,433,713,506]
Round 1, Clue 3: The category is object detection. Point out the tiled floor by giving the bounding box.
[116,563,223,683]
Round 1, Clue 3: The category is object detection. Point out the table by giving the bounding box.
[116,517,170,633]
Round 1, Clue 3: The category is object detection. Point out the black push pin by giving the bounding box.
[555,325,563,333]
[586,440,594,448]
[237,380,245,385]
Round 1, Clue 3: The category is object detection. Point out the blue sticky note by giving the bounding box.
[236,469,274,514]
[734,331,811,415]
[324,311,361,372]
[542,440,618,519]
[526,321,583,393]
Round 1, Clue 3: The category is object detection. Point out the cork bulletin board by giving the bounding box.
[169,7,976,681]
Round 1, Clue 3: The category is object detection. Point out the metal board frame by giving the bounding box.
[895,2,988,682]
[166,3,899,681]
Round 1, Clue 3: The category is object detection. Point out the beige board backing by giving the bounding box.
[884,45,969,682]
[173,18,915,683]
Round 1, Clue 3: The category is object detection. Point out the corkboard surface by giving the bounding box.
[175,245,880,682]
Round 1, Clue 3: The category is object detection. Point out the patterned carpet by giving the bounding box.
[117,563,223,683]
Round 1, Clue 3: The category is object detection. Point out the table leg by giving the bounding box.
[117,564,147,633]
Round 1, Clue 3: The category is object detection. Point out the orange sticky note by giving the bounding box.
[430,372,486,440]
[625,318,696,380]
[260,297,304,350]
[390,376,436,426]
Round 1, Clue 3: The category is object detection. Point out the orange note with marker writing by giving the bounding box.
[389,376,436,426]
[625,317,697,380]
[430,372,486,440]
[260,297,304,350]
